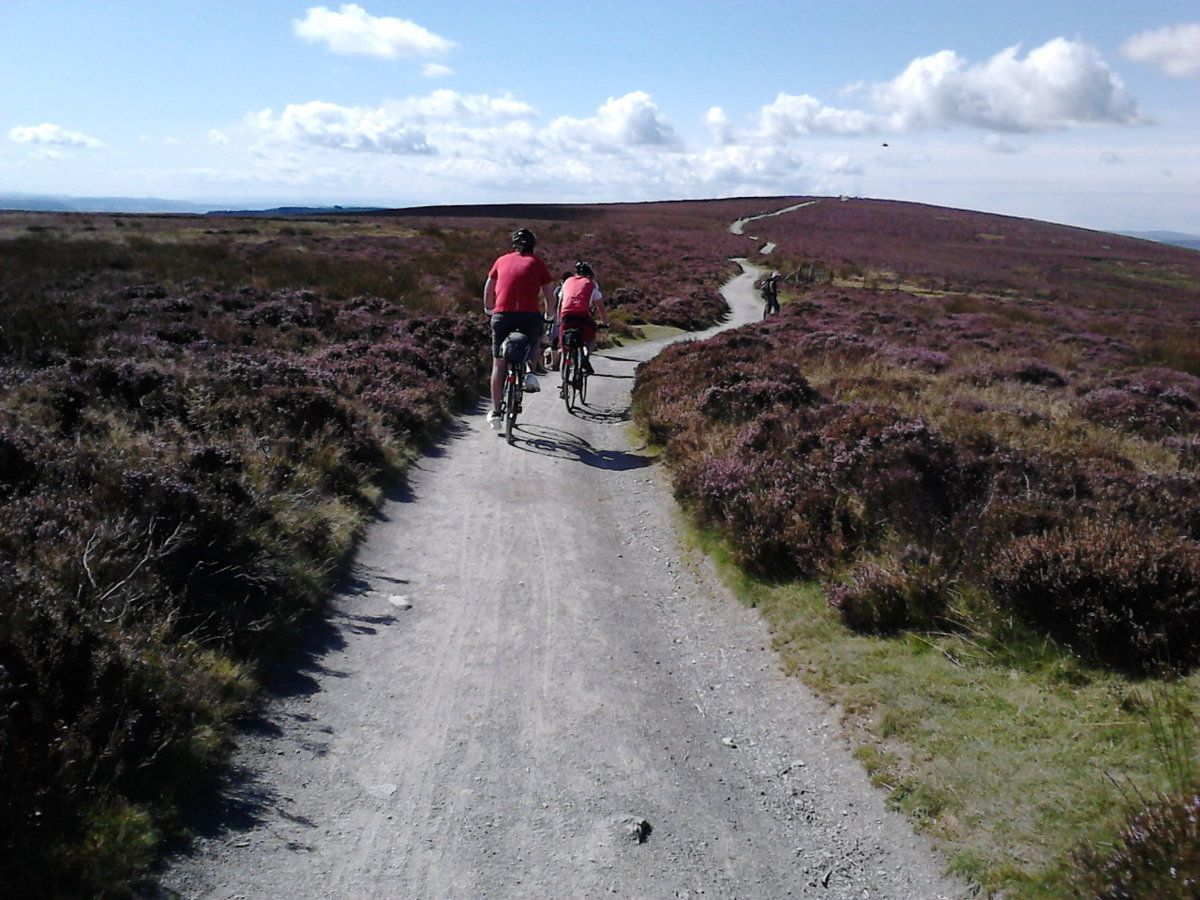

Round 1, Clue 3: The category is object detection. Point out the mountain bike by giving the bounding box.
[559,327,585,411]
[559,323,607,412]
[498,332,532,445]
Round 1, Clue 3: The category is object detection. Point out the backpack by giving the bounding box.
[760,280,774,300]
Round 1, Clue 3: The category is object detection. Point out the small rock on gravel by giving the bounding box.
[619,816,653,844]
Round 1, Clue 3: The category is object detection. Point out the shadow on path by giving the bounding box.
[568,401,630,424]
[508,423,655,470]
[589,371,635,381]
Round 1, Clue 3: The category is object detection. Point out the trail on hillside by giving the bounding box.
[158,215,966,898]
[730,200,820,236]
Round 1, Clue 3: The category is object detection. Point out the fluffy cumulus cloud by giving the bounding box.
[734,38,1140,145]
[389,89,534,122]
[252,91,536,156]
[293,4,454,60]
[1121,22,1200,78]
[9,123,103,148]
[874,39,1141,132]
[255,101,433,154]
[755,93,879,139]
[422,63,454,79]
[548,92,680,152]
[705,106,734,145]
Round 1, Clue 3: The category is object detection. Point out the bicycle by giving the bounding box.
[498,332,533,445]
[559,323,607,412]
[559,327,585,411]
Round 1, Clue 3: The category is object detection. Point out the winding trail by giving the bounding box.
[729,200,820,236]
[159,221,966,897]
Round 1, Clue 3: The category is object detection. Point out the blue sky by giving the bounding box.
[2,1,1197,231]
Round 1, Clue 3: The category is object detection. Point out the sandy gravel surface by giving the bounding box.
[157,258,968,898]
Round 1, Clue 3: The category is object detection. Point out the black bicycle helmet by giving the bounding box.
[511,228,537,252]
[574,260,593,278]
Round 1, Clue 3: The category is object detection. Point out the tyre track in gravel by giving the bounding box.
[157,211,968,898]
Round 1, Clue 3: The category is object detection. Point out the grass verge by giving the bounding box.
[681,521,1199,897]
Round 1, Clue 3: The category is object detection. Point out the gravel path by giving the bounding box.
[157,255,968,899]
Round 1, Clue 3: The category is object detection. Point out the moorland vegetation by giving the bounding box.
[634,198,1200,896]
[0,204,739,895]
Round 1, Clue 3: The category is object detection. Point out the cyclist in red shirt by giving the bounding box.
[557,260,609,375]
[483,228,555,429]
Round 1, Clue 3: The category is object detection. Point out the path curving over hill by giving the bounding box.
[730,199,820,236]
[158,237,966,898]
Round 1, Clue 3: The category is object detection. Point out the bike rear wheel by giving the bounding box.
[504,365,520,444]
[561,357,574,411]
[570,347,583,410]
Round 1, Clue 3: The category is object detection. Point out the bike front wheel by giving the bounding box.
[504,367,520,444]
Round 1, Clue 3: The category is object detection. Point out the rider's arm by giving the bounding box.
[483,276,497,314]
[539,282,555,317]
[592,297,610,326]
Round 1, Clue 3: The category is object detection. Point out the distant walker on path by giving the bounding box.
[760,270,781,317]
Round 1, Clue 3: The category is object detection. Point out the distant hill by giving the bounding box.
[0,193,214,214]
[1119,230,1200,251]
[208,205,385,217]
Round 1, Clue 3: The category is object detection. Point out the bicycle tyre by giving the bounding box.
[570,348,582,410]
[579,356,588,406]
[504,365,519,444]
[561,357,573,411]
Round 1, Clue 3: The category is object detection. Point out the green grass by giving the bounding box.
[681,521,1200,897]
[1100,261,1200,293]
[626,323,688,343]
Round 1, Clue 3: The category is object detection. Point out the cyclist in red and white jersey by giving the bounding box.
[483,228,556,428]
[556,261,609,374]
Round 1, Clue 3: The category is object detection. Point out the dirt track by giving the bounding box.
[158,255,967,898]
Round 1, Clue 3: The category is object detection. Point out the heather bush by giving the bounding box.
[698,363,819,423]
[1073,791,1200,898]
[986,521,1200,672]
[606,285,728,330]
[827,553,953,634]
[1080,378,1200,439]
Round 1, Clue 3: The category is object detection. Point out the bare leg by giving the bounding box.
[490,358,505,413]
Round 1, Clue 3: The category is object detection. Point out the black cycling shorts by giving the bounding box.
[490,312,544,359]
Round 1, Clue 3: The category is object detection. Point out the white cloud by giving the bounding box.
[1121,22,1200,78]
[756,92,879,139]
[251,91,536,156]
[293,4,454,60]
[255,101,433,154]
[874,38,1142,132]
[9,122,103,148]
[732,38,1140,145]
[705,106,734,144]
[389,89,534,122]
[1100,150,1124,164]
[548,92,680,151]
[208,129,230,146]
[422,63,453,79]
